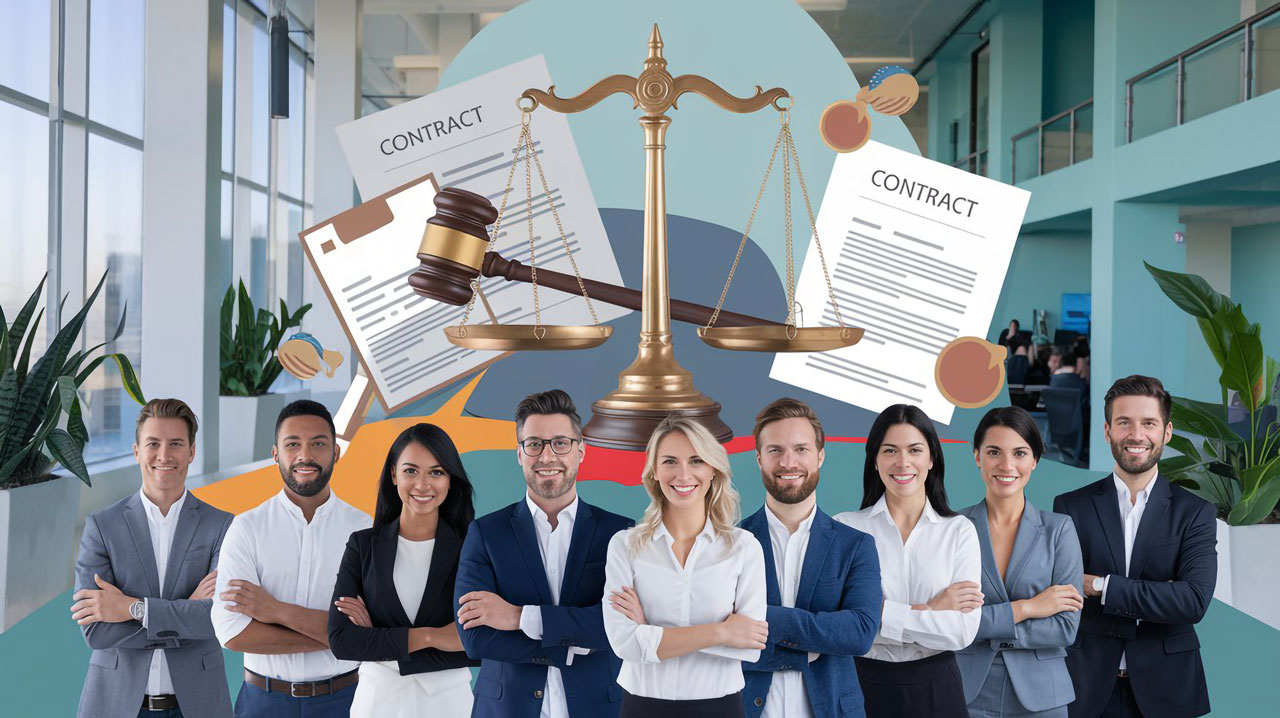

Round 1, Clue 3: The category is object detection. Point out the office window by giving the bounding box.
[0,101,50,355]
[84,136,144,463]
[0,2,50,102]
[89,0,145,137]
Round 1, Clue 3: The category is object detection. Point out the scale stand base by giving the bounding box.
[584,402,733,452]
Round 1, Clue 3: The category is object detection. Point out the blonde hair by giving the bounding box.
[629,415,740,551]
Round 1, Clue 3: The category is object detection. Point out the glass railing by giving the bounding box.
[1126,3,1280,142]
[1010,98,1094,183]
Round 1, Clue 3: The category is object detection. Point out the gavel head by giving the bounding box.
[408,187,499,305]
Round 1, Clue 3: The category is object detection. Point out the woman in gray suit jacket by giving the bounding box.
[956,406,1084,717]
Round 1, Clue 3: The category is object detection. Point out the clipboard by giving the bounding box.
[299,172,509,435]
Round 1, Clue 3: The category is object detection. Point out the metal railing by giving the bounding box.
[1126,2,1280,142]
[1010,98,1094,183]
[951,149,989,176]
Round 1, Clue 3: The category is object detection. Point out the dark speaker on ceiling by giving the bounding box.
[269,12,289,119]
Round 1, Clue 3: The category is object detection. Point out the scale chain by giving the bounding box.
[784,122,845,328]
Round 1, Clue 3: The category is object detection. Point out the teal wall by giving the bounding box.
[1113,0,1240,80]
[989,230,1091,341]
[1231,221,1280,361]
[1041,0,1094,117]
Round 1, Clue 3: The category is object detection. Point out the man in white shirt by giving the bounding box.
[1053,375,1216,718]
[212,400,371,717]
[454,389,633,718]
[739,398,882,718]
[72,398,234,718]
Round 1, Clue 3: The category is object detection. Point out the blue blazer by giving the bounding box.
[740,507,882,718]
[455,499,633,718]
[1053,475,1216,718]
[955,499,1082,713]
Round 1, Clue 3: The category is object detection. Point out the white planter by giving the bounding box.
[1214,519,1280,630]
[218,390,309,470]
[0,474,83,633]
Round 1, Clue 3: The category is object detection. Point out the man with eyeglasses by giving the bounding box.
[455,389,633,718]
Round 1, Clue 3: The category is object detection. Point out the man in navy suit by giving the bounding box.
[455,389,633,718]
[740,398,882,718]
[1053,375,1216,718]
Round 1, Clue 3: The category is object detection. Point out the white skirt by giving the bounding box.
[348,661,474,718]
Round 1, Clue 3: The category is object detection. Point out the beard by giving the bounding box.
[524,461,577,500]
[279,459,334,497]
[763,468,820,505]
[1109,438,1164,476]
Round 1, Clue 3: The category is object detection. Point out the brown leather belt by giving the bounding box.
[243,668,359,698]
[141,694,179,711]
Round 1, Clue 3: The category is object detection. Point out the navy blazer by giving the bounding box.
[327,518,479,674]
[1053,475,1216,718]
[955,499,1082,713]
[740,507,882,718]
[456,499,633,718]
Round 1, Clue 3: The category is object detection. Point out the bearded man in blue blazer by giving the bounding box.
[740,398,882,718]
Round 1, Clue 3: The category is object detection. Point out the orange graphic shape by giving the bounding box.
[192,371,515,516]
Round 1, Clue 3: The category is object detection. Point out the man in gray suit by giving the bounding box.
[71,398,235,718]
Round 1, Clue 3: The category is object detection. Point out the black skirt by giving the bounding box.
[619,689,745,718]
[854,651,969,718]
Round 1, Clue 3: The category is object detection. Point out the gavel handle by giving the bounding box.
[482,253,780,328]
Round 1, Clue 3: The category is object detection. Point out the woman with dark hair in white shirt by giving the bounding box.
[835,404,982,718]
[604,416,768,718]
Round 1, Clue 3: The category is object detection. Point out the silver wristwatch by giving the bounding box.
[1092,576,1106,595]
[129,599,146,622]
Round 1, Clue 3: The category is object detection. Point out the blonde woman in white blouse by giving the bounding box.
[834,404,982,718]
[604,416,768,718]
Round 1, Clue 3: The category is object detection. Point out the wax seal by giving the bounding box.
[934,337,1008,408]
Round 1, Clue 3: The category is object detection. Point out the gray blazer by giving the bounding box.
[955,499,1083,713]
[75,491,234,718]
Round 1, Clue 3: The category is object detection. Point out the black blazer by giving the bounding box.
[328,518,479,675]
[1053,475,1217,718]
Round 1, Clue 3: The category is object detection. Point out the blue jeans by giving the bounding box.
[233,681,357,717]
[138,708,183,718]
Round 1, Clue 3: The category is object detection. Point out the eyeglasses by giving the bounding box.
[519,436,581,457]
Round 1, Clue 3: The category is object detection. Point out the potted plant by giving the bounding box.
[1145,262,1280,629]
[218,280,311,469]
[0,272,144,633]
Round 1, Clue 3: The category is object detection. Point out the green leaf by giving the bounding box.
[105,353,146,405]
[15,307,45,383]
[1202,438,1218,459]
[46,428,91,487]
[1196,316,1228,374]
[111,302,128,343]
[0,368,17,453]
[1144,261,1228,320]
[1159,454,1201,477]
[1266,356,1280,409]
[67,396,88,448]
[1171,396,1242,443]
[57,375,76,414]
[1167,433,1203,463]
[5,273,48,361]
[0,303,10,373]
[1214,304,1265,413]
[1228,456,1280,525]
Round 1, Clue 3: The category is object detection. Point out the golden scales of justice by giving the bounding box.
[409,25,862,450]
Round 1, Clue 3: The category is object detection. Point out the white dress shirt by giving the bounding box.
[603,519,767,700]
[139,488,188,696]
[211,490,371,681]
[762,505,817,718]
[834,497,981,662]
[1102,472,1155,671]
[517,494,582,718]
[393,536,434,621]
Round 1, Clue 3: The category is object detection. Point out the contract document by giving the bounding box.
[303,55,625,412]
[769,140,1030,424]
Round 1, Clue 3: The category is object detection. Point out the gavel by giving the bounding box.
[408,187,779,328]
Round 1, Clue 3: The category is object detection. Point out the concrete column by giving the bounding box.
[1183,222,1232,401]
[988,0,1043,183]
[140,0,223,474]
[437,13,474,74]
[306,0,362,406]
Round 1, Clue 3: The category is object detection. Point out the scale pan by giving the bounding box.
[697,325,863,352]
[444,324,612,351]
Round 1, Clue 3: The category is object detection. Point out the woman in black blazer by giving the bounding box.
[329,423,480,717]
